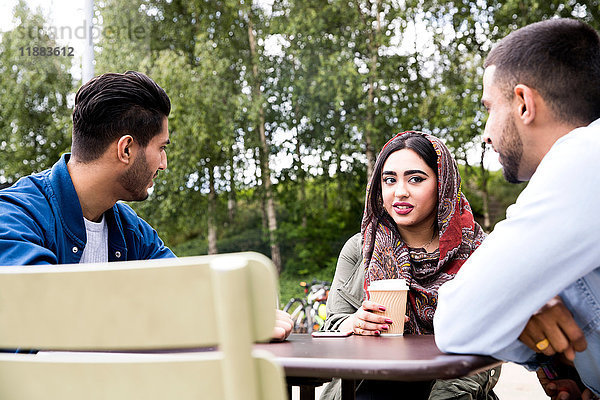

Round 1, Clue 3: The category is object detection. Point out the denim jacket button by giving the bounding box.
[115,251,121,258]
[72,246,78,253]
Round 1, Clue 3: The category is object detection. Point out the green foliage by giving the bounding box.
[0,0,74,185]
[460,165,526,229]
[487,170,528,223]
[91,0,582,282]
[173,227,269,257]
[2,0,581,293]
[95,0,154,75]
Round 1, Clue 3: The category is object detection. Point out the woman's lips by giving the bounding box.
[392,202,413,215]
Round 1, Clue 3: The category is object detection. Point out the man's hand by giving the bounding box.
[536,368,582,400]
[536,368,598,400]
[271,309,293,341]
[519,296,587,361]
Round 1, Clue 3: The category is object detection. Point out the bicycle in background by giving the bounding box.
[283,279,330,333]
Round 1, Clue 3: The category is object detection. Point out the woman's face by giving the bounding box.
[381,148,438,232]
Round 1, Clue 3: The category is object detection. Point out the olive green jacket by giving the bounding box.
[320,233,501,400]
[323,233,365,332]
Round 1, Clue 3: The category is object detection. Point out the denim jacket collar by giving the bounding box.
[49,154,127,261]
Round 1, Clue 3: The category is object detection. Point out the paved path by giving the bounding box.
[291,362,548,399]
[494,362,547,399]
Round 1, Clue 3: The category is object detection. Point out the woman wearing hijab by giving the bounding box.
[320,131,500,400]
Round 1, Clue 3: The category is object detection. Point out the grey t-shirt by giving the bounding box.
[80,215,108,263]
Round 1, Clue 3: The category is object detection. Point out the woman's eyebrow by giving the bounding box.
[404,169,429,176]
[382,170,397,176]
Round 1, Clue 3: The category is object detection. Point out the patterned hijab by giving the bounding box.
[362,131,485,334]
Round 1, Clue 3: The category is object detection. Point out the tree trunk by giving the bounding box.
[479,142,491,231]
[207,166,218,255]
[255,147,268,233]
[227,155,236,224]
[323,176,328,212]
[247,10,282,272]
[335,148,343,205]
[363,0,381,181]
[294,103,307,228]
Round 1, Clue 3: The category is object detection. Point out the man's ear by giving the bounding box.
[117,135,134,164]
[513,84,536,125]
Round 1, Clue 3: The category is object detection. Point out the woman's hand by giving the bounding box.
[519,296,586,361]
[339,300,395,336]
[271,309,293,341]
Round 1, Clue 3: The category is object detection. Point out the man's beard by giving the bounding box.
[499,116,524,184]
[119,151,155,201]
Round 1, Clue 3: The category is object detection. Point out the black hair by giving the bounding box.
[485,18,600,126]
[71,71,171,162]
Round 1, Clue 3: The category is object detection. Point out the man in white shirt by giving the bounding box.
[434,18,600,398]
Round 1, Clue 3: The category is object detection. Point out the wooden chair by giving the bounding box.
[0,252,286,400]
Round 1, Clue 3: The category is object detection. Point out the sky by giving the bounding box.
[1,0,86,42]
[0,0,502,171]
[1,0,87,80]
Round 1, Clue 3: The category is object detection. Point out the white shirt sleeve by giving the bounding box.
[434,125,600,360]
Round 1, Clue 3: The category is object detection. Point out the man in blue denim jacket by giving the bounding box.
[0,71,294,341]
[434,19,600,398]
[0,71,174,265]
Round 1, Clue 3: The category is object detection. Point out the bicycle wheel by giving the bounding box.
[306,304,320,334]
[283,298,308,333]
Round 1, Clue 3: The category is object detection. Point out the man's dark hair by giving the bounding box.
[72,71,171,162]
[484,18,600,126]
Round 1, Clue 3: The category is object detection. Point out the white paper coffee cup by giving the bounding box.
[367,279,409,336]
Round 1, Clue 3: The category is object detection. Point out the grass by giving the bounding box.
[277,266,336,310]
